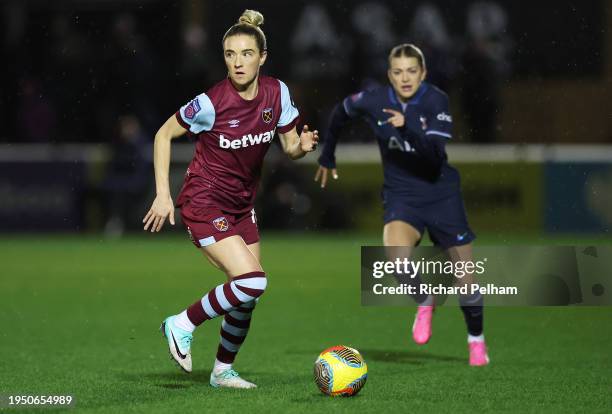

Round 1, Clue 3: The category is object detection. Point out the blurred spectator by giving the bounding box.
[100,115,151,237]
[408,3,458,92]
[48,14,90,141]
[460,3,512,143]
[461,37,502,143]
[180,23,222,98]
[101,13,161,134]
[16,77,57,142]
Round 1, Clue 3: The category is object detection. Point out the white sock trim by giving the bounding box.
[420,295,434,306]
[468,334,485,343]
[214,359,232,373]
[174,310,196,333]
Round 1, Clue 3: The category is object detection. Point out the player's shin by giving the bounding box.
[393,265,433,306]
[214,300,256,372]
[459,292,484,339]
[460,292,489,365]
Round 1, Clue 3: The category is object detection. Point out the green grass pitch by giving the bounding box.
[0,233,610,413]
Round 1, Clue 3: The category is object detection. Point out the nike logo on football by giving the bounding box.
[171,331,187,360]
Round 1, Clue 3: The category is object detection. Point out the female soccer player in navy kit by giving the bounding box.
[142,10,319,388]
[315,44,489,366]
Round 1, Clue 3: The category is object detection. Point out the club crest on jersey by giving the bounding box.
[419,116,428,130]
[262,107,273,123]
[212,217,229,232]
[184,99,201,120]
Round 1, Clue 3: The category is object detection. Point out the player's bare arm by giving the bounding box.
[143,115,187,233]
[314,101,350,188]
[278,124,319,160]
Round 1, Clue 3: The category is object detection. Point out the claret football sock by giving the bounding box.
[215,300,256,364]
[185,271,267,326]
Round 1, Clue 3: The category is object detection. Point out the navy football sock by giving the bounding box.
[459,292,484,336]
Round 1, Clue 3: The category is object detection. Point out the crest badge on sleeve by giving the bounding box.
[350,92,363,102]
[184,99,201,119]
[212,217,229,232]
[262,107,273,123]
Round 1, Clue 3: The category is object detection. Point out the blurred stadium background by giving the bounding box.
[1,0,611,238]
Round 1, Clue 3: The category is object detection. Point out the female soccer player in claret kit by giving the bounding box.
[142,10,319,388]
[315,44,489,366]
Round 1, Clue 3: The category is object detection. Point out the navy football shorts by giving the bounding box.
[383,193,476,248]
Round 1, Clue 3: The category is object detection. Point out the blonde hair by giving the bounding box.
[223,9,267,52]
[388,43,426,71]
[238,9,264,27]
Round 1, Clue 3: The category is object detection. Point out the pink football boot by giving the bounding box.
[468,341,490,366]
[412,305,434,345]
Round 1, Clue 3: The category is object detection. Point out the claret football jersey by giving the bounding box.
[175,76,299,213]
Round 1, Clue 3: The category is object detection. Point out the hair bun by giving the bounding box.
[238,9,264,27]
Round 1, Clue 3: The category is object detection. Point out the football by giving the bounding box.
[313,345,368,397]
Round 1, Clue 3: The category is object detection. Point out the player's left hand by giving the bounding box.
[300,124,320,152]
[382,108,405,128]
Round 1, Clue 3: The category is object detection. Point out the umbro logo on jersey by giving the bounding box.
[437,112,452,122]
[228,119,240,128]
[219,129,275,149]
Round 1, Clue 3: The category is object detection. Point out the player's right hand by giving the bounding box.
[314,165,338,189]
[143,194,175,232]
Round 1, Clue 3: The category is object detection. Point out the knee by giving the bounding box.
[255,273,268,295]
[384,221,421,246]
[232,271,268,299]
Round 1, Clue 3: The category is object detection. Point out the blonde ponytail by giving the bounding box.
[223,9,267,52]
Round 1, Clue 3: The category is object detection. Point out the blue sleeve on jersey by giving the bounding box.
[277,80,300,128]
[318,102,351,169]
[319,90,372,168]
[424,94,453,139]
[178,93,215,134]
[342,91,367,118]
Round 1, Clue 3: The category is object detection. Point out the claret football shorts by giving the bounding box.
[180,200,260,249]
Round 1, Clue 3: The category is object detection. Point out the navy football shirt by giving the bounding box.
[324,82,461,204]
